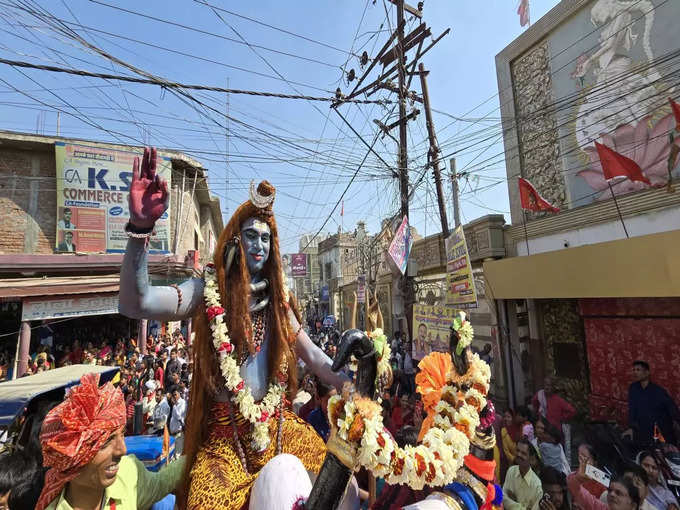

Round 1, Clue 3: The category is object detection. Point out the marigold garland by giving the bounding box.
[327,313,493,490]
[203,263,285,452]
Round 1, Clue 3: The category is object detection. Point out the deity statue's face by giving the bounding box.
[241,217,271,276]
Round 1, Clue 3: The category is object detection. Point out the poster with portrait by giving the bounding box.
[387,215,412,275]
[55,142,171,254]
[412,304,459,359]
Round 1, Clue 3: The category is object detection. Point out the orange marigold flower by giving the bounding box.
[394,457,405,475]
[377,434,386,448]
[348,415,365,442]
[415,453,426,476]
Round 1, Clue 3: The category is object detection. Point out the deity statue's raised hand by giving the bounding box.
[128,146,169,229]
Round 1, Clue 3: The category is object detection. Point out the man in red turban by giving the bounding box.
[37,373,185,510]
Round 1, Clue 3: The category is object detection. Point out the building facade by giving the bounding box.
[0,130,223,377]
[487,0,680,417]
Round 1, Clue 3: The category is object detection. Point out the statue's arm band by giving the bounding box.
[119,237,204,320]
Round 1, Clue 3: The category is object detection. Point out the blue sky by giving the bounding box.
[0,0,560,252]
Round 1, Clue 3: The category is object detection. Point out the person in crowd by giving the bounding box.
[142,380,158,430]
[517,405,536,441]
[306,382,336,441]
[297,375,319,421]
[292,372,313,415]
[575,444,608,499]
[154,358,165,390]
[532,376,576,431]
[164,349,182,388]
[150,389,171,435]
[624,361,680,447]
[0,449,43,510]
[637,452,680,510]
[502,409,522,468]
[599,464,654,510]
[536,466,571,510]
[536,416,570,475]
[401,342,416,396]
[570,473,640,510]
[35,373,185,510]
[505,438,544,510]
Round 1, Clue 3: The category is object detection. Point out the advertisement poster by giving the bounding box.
[55,142,172,254]
[444,226,477,308]
[357,274,366,304]
[291,253,308,277]
[388,215,413,275]
[412,304,458,359]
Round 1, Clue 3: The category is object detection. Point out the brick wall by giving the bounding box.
[0,148,57,254]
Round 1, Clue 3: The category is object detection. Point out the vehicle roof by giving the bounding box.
[0,365,119,426]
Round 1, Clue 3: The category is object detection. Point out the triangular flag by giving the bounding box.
[518,178,560,213]
[595,142,651,185]
[670,98,680,132]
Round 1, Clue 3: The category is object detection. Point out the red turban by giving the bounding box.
[36,373,126,510]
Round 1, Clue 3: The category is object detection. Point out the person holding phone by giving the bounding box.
[535,467,571,510]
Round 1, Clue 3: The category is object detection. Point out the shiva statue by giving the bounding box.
[120,148,363,510]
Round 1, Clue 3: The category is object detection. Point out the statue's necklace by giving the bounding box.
[250,306,268,353]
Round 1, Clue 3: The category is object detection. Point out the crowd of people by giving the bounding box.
[0,327,193,442]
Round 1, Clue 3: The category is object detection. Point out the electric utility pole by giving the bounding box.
[396,0,409,221]
[418,62,449,237]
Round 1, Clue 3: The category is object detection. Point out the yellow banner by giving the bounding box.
[55,142,172,253]
[444,225,477,308]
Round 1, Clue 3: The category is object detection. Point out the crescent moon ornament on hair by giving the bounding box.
[249,180,276,209]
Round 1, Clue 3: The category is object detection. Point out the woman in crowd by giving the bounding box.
[575,443,608,499]
[638,452,680,510]
[501,409,522,474]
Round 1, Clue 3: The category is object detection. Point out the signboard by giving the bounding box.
[55,142,172,254]
[445,226,477,308]
[291,253,308,277]
[281,254,293,291]
[388,215,413,275]
[357,275,366,304]
[412,304,459,359]
[22,294,119,321]
[320,285,330,302]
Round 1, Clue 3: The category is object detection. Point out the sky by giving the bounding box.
[0,0,561,253]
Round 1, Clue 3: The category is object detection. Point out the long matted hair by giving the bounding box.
[178,181,299,508]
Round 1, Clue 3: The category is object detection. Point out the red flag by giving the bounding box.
[670,98,680,132]
[518,178,560,213]
[341,200,344,217]
[517,0,530,27]
[594,142,651,185]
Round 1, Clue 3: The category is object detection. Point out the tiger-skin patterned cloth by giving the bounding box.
[187,401,326,510]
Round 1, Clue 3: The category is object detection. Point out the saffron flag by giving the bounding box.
[594,142,651,185]
[517,0,530,27]
[518,178,560,213]
[670,98,680,132]
[162,425,170,465]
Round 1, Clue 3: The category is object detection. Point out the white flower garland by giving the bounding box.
[328,386,473,490]
[203,264,286,452]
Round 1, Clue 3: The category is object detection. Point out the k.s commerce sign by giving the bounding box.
[55,142,172,254]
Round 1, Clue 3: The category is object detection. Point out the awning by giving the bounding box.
[0,365,119,426]
[483,229,680,299]
[0,275,119,299]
